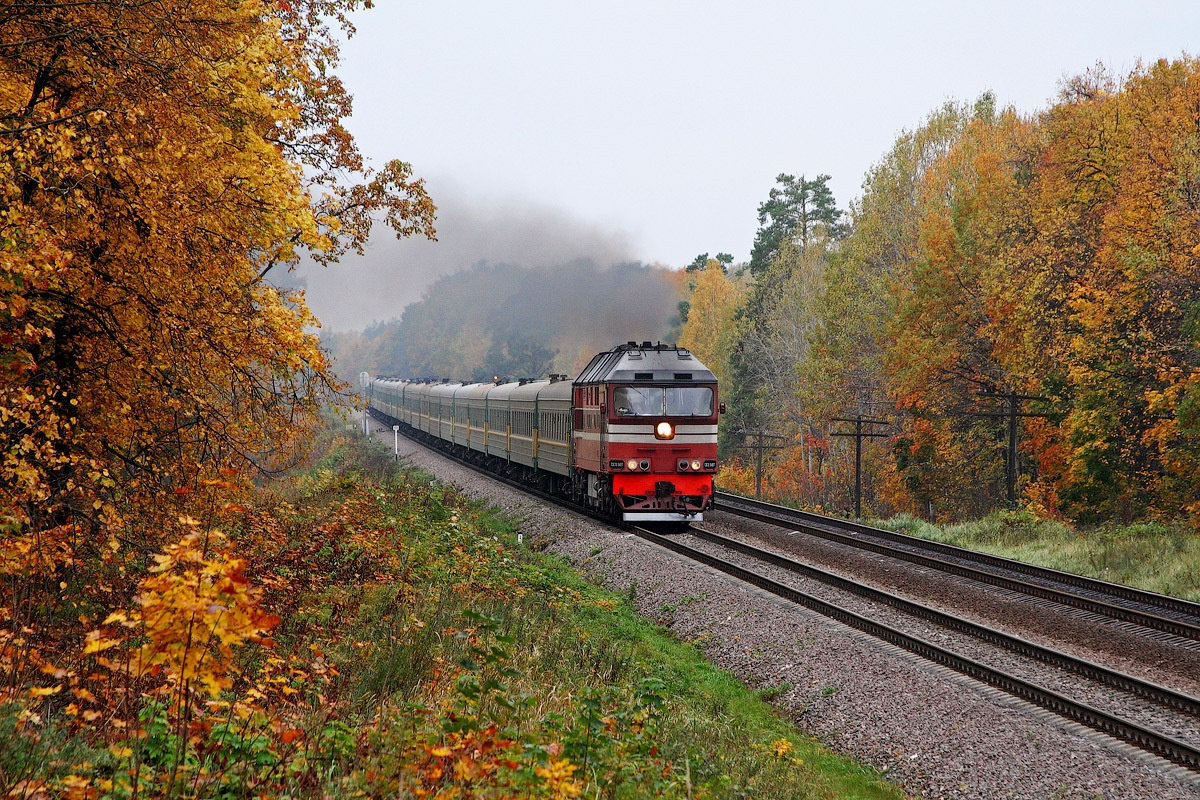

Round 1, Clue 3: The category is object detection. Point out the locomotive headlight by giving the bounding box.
[691,459,702,471]
[627,459,639,471]
[655,421,675,439]
[677,459,690,471]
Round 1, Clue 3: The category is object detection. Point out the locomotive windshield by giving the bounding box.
[613,386,713,417]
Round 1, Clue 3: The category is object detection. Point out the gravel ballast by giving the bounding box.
[370,421,1200,799]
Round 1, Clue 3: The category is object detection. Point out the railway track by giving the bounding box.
[629,523,1200,774]
[373,417,1200,774]
[715,491,1200,648]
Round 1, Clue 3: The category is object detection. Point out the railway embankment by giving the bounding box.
[875,512,1200,604]
[9,421,909,798]
[258,426,906,798]
[378,418,1200,800]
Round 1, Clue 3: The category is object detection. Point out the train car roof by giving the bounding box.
[427,381,463,398]
[456,382,498,400]
[575,342,715,384]
[509,379,548,401]
[538,377,573,401]
[486,381,522,400]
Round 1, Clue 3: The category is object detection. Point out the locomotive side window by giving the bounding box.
[613,386,713,417]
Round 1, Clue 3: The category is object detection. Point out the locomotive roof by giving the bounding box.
[574,342,716,384]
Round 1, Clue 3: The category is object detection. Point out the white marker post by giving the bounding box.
[392,425,400,460]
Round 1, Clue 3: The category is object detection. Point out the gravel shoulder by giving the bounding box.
[370,421,1200,800]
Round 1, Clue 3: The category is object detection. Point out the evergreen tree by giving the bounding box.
[748,173,844,275]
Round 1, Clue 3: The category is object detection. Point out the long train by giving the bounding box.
[366,341,722,522]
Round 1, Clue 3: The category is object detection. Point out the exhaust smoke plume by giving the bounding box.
[308,179,685,381]
[292,179,640,331]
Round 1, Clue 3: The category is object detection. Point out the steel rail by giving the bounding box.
[688,523,1200,716]
[715,491,1200,642]
[631,524,1200,773]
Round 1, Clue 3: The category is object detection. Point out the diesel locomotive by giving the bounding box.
[367,342,721,522]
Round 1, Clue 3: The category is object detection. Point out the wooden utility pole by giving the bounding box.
[972,391,1051,504]
[830,416,889,518]
[734,431,789,498]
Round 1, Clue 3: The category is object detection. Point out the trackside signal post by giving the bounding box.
[830,416,889,518]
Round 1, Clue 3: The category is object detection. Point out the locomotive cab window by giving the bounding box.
[613,386,713,417]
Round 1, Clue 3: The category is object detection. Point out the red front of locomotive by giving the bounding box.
[572,343,719,522]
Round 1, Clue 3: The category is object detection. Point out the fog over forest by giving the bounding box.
[310,179,685,382]
[292,178,644,332]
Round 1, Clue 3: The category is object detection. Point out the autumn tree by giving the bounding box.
[678,258,744,388]
[1030,61,1200,522]
[725,173,843,470]
[880,101,1046,517]
[0,0,434,689]
[855,62,1200,525]
[795,102,975,514]
[728,239,836,498]
[805,102,973,419]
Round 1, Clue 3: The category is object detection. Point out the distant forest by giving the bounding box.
[324,259,683,381]
[332,58,1200,530]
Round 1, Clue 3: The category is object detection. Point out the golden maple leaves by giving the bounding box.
[90,524,278,701]
[0,0,435,748]
[1,0,434,534]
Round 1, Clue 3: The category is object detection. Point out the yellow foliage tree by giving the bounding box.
[1045,60,1200,522]
[85,523,277,706]
[0,0,434,687]
[1,1,433,530]
[679,260,743,388]
[856,61,1200,523]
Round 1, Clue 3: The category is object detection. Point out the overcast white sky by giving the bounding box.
[303,0,1199,330]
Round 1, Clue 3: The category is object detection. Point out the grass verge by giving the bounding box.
[297,431,907,798]
[11,427,905,799]
[877,509,1200,602]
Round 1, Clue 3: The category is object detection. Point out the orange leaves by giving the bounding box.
[535,757,584,799]
[403,726,523,797]
[0,0,433,572]
[0,523,76,576]
[88,522,278,701]
[81,630,121,656]
[843,60,1200,522]
[715,460,757,499]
